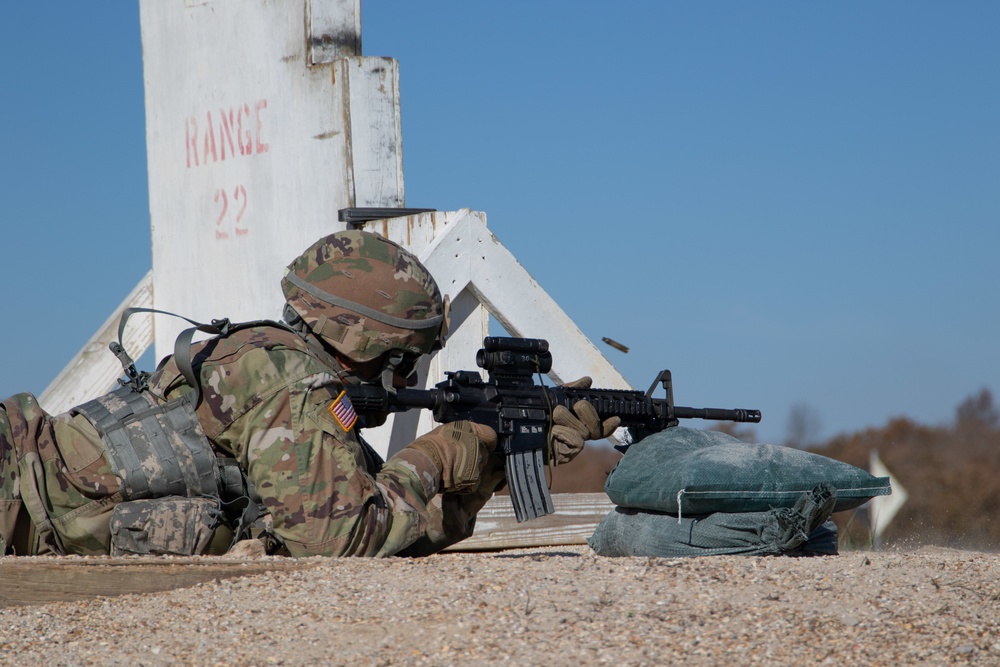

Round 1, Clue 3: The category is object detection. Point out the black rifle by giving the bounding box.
[346,337,761,523]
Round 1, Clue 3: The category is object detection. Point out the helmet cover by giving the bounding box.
[282,230,447,363]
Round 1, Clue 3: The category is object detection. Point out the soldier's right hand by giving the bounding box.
[405,421,498,494]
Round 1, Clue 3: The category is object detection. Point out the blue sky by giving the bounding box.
[1,2,997,445]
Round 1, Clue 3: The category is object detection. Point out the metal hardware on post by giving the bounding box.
[338,208,437,228]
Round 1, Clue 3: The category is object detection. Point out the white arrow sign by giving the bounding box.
[869,449,908,542]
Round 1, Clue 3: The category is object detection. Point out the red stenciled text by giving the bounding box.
[214,184,249,239]
[186,99,270,168]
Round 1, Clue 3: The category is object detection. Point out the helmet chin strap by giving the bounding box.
[380,349,405,395]
[283,302,409,393]
[281,303,363,387]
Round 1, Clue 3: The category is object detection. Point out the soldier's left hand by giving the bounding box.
[550,377,621,464]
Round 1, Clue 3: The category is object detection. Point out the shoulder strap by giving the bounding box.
[112,307,305,408]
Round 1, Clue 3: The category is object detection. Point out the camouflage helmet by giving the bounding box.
[281,230,448,363]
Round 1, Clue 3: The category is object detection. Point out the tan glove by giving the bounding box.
[551,377,622,464]
[406,421,498,494]
[396,455,507,557]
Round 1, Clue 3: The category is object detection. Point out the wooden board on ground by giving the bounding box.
[0,493,612,607]
[0,558,322,609]
[446,492,613,551]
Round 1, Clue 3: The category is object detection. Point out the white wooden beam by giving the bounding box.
[38,272,154,414]
[418,210,633,391]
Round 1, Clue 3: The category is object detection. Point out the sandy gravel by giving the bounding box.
[2,545,999,666]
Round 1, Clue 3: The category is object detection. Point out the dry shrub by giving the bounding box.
[812,407,1000,551]
[548,443,623,493]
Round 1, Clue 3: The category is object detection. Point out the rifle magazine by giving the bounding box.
[506,449,554,522]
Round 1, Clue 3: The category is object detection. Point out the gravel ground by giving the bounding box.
[2,545,999,666]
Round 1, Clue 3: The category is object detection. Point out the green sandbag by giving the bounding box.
[589,484,839,558]
[604,427,890,516]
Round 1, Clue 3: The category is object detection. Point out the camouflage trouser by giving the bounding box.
[0,393,121,555]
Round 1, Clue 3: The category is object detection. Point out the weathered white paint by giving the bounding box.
[415,210,632,391]
[139,0,403,363]
[308,0,361,64]
[39,271,155,414]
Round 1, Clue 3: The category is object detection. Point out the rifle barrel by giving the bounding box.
[673,406,762,423]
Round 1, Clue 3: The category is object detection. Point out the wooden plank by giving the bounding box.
[447,492,613,551]
[0,493,611,607]
[308,0,361,64]
[0,557,321,609]
[139,1,404,362]
[340,56,405,207]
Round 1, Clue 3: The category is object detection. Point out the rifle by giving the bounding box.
[346,337,761,523]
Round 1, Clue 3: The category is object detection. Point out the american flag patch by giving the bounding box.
[328,390,358,431]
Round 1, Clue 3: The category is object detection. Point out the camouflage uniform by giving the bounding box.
[0,326,485,557]
[0,231,501,557]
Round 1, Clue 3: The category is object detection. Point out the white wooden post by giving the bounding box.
[35,0,626,547]
[138,0,405,361]
[39,0,407,412]
[42,0,630,457]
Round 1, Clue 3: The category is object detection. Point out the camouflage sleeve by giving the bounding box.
[220,372,440,557]
[395,454,507,557]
